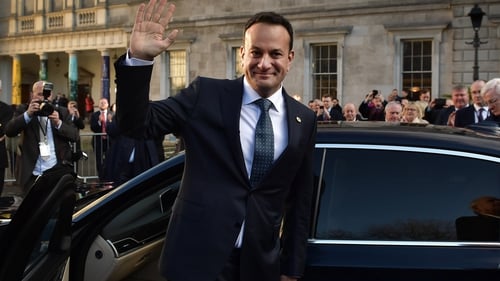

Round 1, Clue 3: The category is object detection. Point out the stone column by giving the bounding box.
[100,49,110,101]
[38,52,48,81]
[68,51,78,101]
[11,54,21,105]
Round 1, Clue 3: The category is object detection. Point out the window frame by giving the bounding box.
[385,23,448,99]
[311,143,500,247]
[298,26,351,106]
[159,40,192,98]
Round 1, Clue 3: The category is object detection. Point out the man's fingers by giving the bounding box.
[135,3,146,27]
[158,3,175,27]
[143,0,157,21]
[164,29,179,46]
[152,0,168,22]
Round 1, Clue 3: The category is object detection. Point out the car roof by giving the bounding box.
[316,121,500,157]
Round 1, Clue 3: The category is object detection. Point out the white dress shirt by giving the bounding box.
[235,77,288,248]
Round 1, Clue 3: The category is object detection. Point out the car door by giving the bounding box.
[0,171,76,281]
[68,154,185,281]
[305,144,500,281]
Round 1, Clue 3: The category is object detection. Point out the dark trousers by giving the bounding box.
[0,168,5,196]
[216,248,241,281]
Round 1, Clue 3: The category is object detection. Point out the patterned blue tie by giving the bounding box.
[250,99,274,187]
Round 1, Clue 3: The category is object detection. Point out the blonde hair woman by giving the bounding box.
[401,102,429,124]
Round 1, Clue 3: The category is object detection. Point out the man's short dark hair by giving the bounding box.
[243,12,294,52]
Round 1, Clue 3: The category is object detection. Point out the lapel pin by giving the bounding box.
[296,116,302,123]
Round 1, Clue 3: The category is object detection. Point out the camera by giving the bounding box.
[35,82,55,116]
[434,98,447,110]
[320,106,324,109]
[372,90,378,96]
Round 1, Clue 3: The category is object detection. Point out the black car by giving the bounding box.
[1,122,499,281]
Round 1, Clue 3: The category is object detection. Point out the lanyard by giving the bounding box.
[38,116,49,143]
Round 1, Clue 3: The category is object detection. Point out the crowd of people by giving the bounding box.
[308,78,500,128]
[0,80,167,197]
[1,79,500,197]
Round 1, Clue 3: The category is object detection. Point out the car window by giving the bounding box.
[314,147,500,242]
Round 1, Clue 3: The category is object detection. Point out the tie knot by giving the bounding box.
[255,98,272,112]
[479,108,485,112]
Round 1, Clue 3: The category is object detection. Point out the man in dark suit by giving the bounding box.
[435,84,469,126]
[455,80,488,128]
[115,1,316,281]
[5,81,79,194]
[0,100,14,196]
[90,98,111,180]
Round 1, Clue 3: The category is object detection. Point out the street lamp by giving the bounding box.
[466,4,487,81]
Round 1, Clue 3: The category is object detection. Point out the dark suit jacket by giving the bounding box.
[115,58,316,281]
[103,115,161,186]
[454,105,476,128]
[0,102,14,169]
[4,104,79,187]
[435,106,456,125]
[90,110,110,149]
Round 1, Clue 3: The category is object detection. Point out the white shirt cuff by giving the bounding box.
[125,49,154,66]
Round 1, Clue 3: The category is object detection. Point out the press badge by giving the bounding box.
[39,142,50,160]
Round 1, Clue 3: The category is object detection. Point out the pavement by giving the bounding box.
[2,181,24,198]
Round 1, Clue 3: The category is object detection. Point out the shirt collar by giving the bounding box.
[242,76,284,112]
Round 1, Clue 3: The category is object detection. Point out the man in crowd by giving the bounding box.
[435,84,469,126]
[455,80,488,128]
[5,81,79,194]
[481,78,500,124]
[90,98,112,180]
[0,98,14,196]
[384,101,403,123]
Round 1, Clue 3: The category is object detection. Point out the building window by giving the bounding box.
[24,0,34,14]
[82,0,95,8]
[167,50,187,96]
[402,39,432,92]
[51,0,63,11]
[312,44,338,99]
[233,47,244,78]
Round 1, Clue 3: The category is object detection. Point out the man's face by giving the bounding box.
[451,88,469,109]
[420,92,430,102]
[31,82,52,102]
[470,81,485,106]
[322,97,332,109]
[241,23,294,98]
[99,99,109,110]
[343,105,356,121]
[484,91,500,116]
[372,97,383,108]
[385,105,402,122]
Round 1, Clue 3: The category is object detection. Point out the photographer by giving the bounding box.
[5,80,79,195]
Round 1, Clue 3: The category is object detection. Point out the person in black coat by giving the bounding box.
[0,100,14,196]
[455,80,488,128]
[102,113,163,186]
[435,85,469,126]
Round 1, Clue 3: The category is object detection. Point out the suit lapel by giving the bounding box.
[275,91,300,164]
[220,77,248,181]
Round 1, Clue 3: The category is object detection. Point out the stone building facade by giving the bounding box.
[0,0,499,111]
